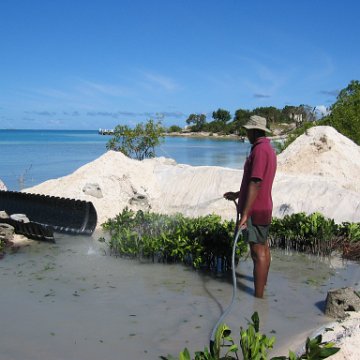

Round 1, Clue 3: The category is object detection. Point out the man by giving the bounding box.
[224,115,277,298]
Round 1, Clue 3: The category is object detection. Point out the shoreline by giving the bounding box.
[165,131,287,141]
[165,131,244,140]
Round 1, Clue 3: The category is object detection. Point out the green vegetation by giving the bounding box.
[101,208,247,270]
[106,80,359,156]
[161,312,339,360]
[270,212,360,260]
[101,210,360,264]
[106,119,164,160]
[184,104,315,136]
[239,312,276,360]
[212,108,231,124]
[165,80,356,154]
[270,212,337,255]
[322,80,360,145]
[186,114,207,132]
[167,125,183,133]
[108,80,359,157]
[199,108,233,134]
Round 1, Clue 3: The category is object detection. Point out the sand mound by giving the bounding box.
[23,151,163,225]
[277,126,360,193]
[23,151,240,225]
[306,312,360,360]
[23,126,360,226]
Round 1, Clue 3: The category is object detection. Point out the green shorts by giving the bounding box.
[242,217,270,245]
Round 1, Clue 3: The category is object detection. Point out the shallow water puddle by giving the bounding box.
[1,233,359,360]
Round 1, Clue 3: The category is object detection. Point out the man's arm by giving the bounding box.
[238,178,262,229]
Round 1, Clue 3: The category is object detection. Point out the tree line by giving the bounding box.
[106,80,360,160]
[178,104,316,135]
[167,80,360,145]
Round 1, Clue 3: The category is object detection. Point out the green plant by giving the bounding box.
[269,212,360,259]
[337,221,360,260]
[186,114,207,132]
[161,312,339,360]
[240,312,276,360]
[168,125,183,133]
[161,324,239,360]
[338,222,360,243]
[211,324,238,359]
[272,335,340,360]
[101,209,247,270]
[106,119,164,160]
[103,210,360,267]
[322,80,360,145]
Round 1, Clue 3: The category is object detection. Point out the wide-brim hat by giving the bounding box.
[243,115,272,134]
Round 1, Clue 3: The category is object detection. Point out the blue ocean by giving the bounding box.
[0,130,250,191]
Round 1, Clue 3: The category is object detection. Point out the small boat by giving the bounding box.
[98,128,114,135]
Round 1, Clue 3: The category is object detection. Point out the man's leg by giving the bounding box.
[250,241,270,298]
[265,240,271,286]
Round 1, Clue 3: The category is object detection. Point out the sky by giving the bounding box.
[0,0,359,130]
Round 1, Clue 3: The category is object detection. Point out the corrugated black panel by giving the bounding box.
[0,218,55,242]
[0,190,97,235]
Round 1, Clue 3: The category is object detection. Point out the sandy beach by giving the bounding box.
[1,125,360,359]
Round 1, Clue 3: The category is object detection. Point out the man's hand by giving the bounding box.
[238,214,248,230]
[223,191,239,201]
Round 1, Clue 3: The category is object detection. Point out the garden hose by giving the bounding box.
[209,199,241,355]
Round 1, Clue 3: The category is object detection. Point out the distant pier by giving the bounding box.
[98,128,114,135]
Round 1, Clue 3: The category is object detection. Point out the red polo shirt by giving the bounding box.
[238,137,277,225]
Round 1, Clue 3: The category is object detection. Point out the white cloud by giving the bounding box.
[143,72,179,92]
[78,80,132,97]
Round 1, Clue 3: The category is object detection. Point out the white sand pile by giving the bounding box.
[152,162,240,219]
[23,126,360,226]
[24,151,164,225]
[273,126,360,222]
[277,126,360,193]
[305,312,360,360]
[23,151,240,225]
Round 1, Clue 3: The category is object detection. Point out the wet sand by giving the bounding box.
[1,232,359,360]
